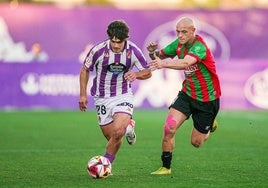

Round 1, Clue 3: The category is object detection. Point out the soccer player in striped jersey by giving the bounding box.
[79,20,151,165]
[147,17,221,175]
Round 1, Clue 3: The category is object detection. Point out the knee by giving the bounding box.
[191,139,203,148]
[191,128,209,148]
[164,114,177,136]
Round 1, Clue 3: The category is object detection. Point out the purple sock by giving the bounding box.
[104,152,115,163]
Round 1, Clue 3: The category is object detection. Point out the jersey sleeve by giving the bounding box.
[160,39,179,58]
[83,43,105,72]
[131,44,149,71]
[83,48,95,71]
[188,41,207,61]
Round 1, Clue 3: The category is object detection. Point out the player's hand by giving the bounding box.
[148,54,163,71]
[79,96,88,112]
[124,71,137,82]
[146,42,158,52]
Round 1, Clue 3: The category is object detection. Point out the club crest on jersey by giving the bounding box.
[126,50,131,58]
[108,62,126,75]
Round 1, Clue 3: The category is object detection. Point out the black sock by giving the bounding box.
[161,151,172,169]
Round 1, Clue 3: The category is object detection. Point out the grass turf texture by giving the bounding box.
[0,110,267,188]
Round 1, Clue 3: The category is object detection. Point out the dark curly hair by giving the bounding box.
[106,20,129,41]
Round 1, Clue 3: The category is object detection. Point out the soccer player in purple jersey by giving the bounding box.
[79,20,151,166]
[147,17,221,175]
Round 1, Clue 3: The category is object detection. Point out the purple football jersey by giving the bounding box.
[83,39,148,98]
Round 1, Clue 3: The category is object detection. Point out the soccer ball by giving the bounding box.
[87,155,112,179]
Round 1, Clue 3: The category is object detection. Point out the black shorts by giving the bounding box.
[170,91,220,134]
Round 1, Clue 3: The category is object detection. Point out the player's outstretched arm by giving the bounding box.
[124,69,151,82]
[135,69,152,80]
[79,66,89,112]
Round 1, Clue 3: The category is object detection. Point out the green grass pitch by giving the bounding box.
[0,110,267,187]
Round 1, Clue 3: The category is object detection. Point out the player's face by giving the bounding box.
[176,24,195,45]
[110,37,126,53]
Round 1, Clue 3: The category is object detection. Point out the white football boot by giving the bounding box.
[125,119,136,145]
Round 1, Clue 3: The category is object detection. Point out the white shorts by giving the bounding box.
[93,93,134,126]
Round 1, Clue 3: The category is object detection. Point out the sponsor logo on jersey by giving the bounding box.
[108,62,126,75]
[116,102,133,108]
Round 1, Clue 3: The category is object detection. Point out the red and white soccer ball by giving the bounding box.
[87,155,112,179]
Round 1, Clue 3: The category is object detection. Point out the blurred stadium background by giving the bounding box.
[2,0,268,9]
[1,1,268,187]
[0,0,267,110]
